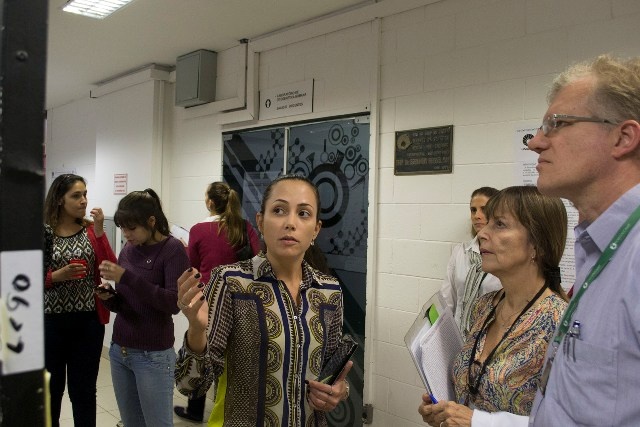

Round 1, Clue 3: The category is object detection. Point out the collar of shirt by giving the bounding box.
[579,183,640,253]
[252,253,325,291]
[464,235,481,255]
[202,215,220,223]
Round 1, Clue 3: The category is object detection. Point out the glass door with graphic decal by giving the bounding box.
[223,115,370,427]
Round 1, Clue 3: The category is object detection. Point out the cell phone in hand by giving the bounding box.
[95,286,116,295]
[318,334,357,385]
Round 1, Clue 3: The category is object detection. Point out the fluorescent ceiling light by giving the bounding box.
[62,0,135,19]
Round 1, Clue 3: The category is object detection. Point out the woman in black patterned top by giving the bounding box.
[176,175,352,426]
[43,174,117,427]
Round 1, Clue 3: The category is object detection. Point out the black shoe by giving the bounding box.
[174,406,204,422]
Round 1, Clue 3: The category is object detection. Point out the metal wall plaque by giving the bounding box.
[394,125,453,175]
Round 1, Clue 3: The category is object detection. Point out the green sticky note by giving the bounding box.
[426,304,439,324]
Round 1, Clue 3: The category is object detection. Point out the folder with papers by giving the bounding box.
[404,292,463,403]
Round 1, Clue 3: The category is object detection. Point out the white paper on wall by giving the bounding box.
[513,122,577,291]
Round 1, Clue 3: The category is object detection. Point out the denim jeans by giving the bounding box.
[109,342,176,427]
[45,311,104,427]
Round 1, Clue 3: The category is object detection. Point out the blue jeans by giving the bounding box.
[109,342,176,427]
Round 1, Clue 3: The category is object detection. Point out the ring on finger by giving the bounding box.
[177,300,188,310]
[440,422,445,427]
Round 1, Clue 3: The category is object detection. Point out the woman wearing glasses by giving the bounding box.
[419,186,568,427]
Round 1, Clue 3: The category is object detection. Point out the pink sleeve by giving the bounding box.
[188,226,202,271]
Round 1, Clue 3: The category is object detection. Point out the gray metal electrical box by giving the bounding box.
[175,49,217,107]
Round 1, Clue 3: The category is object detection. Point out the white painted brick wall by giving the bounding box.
[44,0,640,425]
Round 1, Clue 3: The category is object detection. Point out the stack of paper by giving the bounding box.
[404,292,463,402]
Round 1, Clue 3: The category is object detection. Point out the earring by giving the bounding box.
[310,239,315,246]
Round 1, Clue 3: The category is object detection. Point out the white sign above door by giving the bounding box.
[259,79,314,120]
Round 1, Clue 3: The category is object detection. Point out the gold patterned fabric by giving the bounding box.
[176,253,344,426]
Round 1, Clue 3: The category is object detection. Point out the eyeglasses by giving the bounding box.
[537,114,617,137]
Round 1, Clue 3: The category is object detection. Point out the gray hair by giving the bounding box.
[548,54,640,123]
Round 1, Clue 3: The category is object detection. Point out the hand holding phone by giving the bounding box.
[95,285,116,295]
[318,335,358,385]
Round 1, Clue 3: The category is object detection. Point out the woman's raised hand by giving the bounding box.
[177,268,208,354]
[90,207,105,237]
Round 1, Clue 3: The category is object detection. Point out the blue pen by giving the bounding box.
[429,392,438,404]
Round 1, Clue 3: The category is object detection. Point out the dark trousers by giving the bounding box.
[45,311,105,427]
[187,394,206,417]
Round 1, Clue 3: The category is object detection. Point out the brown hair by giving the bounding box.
[484,186,568,300]
[259,174,321,218]
[114,189,170,236]
[470,186,499,236]
[207,182,246,248]
[44,174,91,228]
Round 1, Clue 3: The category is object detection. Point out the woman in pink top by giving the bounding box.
[174,181,260,421]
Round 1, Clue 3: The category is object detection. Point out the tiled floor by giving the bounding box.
[58,356,212,426]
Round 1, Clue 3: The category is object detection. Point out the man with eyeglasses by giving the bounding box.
[524,55,640,426]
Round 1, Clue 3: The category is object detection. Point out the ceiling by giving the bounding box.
[46,0,372,109]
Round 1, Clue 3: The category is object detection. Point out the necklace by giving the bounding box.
[498,303,521,332]
[497,284,546,332]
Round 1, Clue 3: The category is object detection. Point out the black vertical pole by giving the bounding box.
[0,0,48,425]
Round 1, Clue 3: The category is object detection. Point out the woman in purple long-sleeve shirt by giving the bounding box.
[97,188,190,427]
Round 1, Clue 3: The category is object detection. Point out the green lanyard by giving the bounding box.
[553,203,640,347]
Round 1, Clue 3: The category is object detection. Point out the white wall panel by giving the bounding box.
[394,89,454,130]
[380,59,425,99]
[455,0,526,49]
[423,45,491,92]
[526,0,612,34]
[387,379,429,424]
[568,13,640,60]
[391,239,451,278]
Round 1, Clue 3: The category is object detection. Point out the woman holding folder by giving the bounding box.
[419,186,568,426]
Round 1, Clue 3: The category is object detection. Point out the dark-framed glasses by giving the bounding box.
[538,114,617,137]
